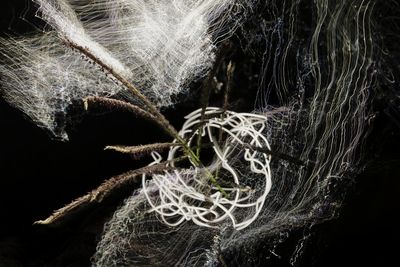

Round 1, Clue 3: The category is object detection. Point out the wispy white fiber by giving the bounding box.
[0,34,121,139]
[142,108,272,230]
[35,0,129,76]
[1,0,240,138]
[93,0,379,265]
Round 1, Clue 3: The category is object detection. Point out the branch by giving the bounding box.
[64,39,201,165]
[105,142,181,159]
[34,158,185,226]
[64,39,180,141]
[222,61,235,113]
[84,96,155,121]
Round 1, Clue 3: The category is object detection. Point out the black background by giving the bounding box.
[0,1,399,266]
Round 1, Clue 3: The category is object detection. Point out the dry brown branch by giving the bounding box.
[105,142,181,159]
[196,46,228,157]
[35,40,229,229]
[223,61,235,113]
[34,157,186,226]
[65,39,202,166]
[84,96,155,121]
[64,40,181,141]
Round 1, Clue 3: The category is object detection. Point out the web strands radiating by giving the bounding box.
[221,0,376,259]
[94,0,378,266]
[93,190,218,266]
[94,107,273,266]
[0,0,243,139]
[0,34,121,140]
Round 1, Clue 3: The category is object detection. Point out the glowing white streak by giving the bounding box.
[1,0,242,139]
[35,0,130,77]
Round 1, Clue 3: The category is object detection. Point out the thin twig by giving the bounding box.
[196,45,228,158]
[222,61,235,113]
[218,61,235,148]
[84,96,155,121]
[64,39,230,197]
[105,142,181,159]
[34,157,186,226]
[64,39,206,170]
[196,73,214,157]
[64,39,180,141]
[216,61,235,179]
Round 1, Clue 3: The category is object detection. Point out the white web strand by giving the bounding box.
[0,0,382,265]
[142,108,272,230]
[0,34,121,139]
[35,0,130,77]
[1,0,245,139]
[93,1,379,265]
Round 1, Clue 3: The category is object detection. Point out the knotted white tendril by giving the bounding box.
[142,107,272,230]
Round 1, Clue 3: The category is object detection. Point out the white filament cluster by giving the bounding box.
[142,108,272,230]
[93,1,378,264]
[1,0,241,139]
[33,0,236,102]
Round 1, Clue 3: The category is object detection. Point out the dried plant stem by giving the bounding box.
[105,142,180,159]
[65,41,178,138]
[215,61,235,180]
[223,61,235,113]
[64,39,228,202]
[38,47,211,224]
[83,96,156,121]
[34,157,186,226]
[196,76,213,157]
[195,45,229,158]
[65,39,200,164]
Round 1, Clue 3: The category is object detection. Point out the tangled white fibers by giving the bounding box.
[0,0,383,266]
[143,108,272,230]
[0,0,244,139]
[93,0,378,265]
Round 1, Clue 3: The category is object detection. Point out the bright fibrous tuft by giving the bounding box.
[1,0,239,139]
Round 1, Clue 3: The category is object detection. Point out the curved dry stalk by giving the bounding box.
[223,61,235,113]
[83,96,155,121]
[105,142,181,159]
[33,39,230,228]
[65,39,202,166]
[65,40,180,140]
[34,157,186,226]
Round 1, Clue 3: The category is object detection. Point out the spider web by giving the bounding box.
[1,0,247,139]
[94,0,378,266]
[0,0,384,266]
